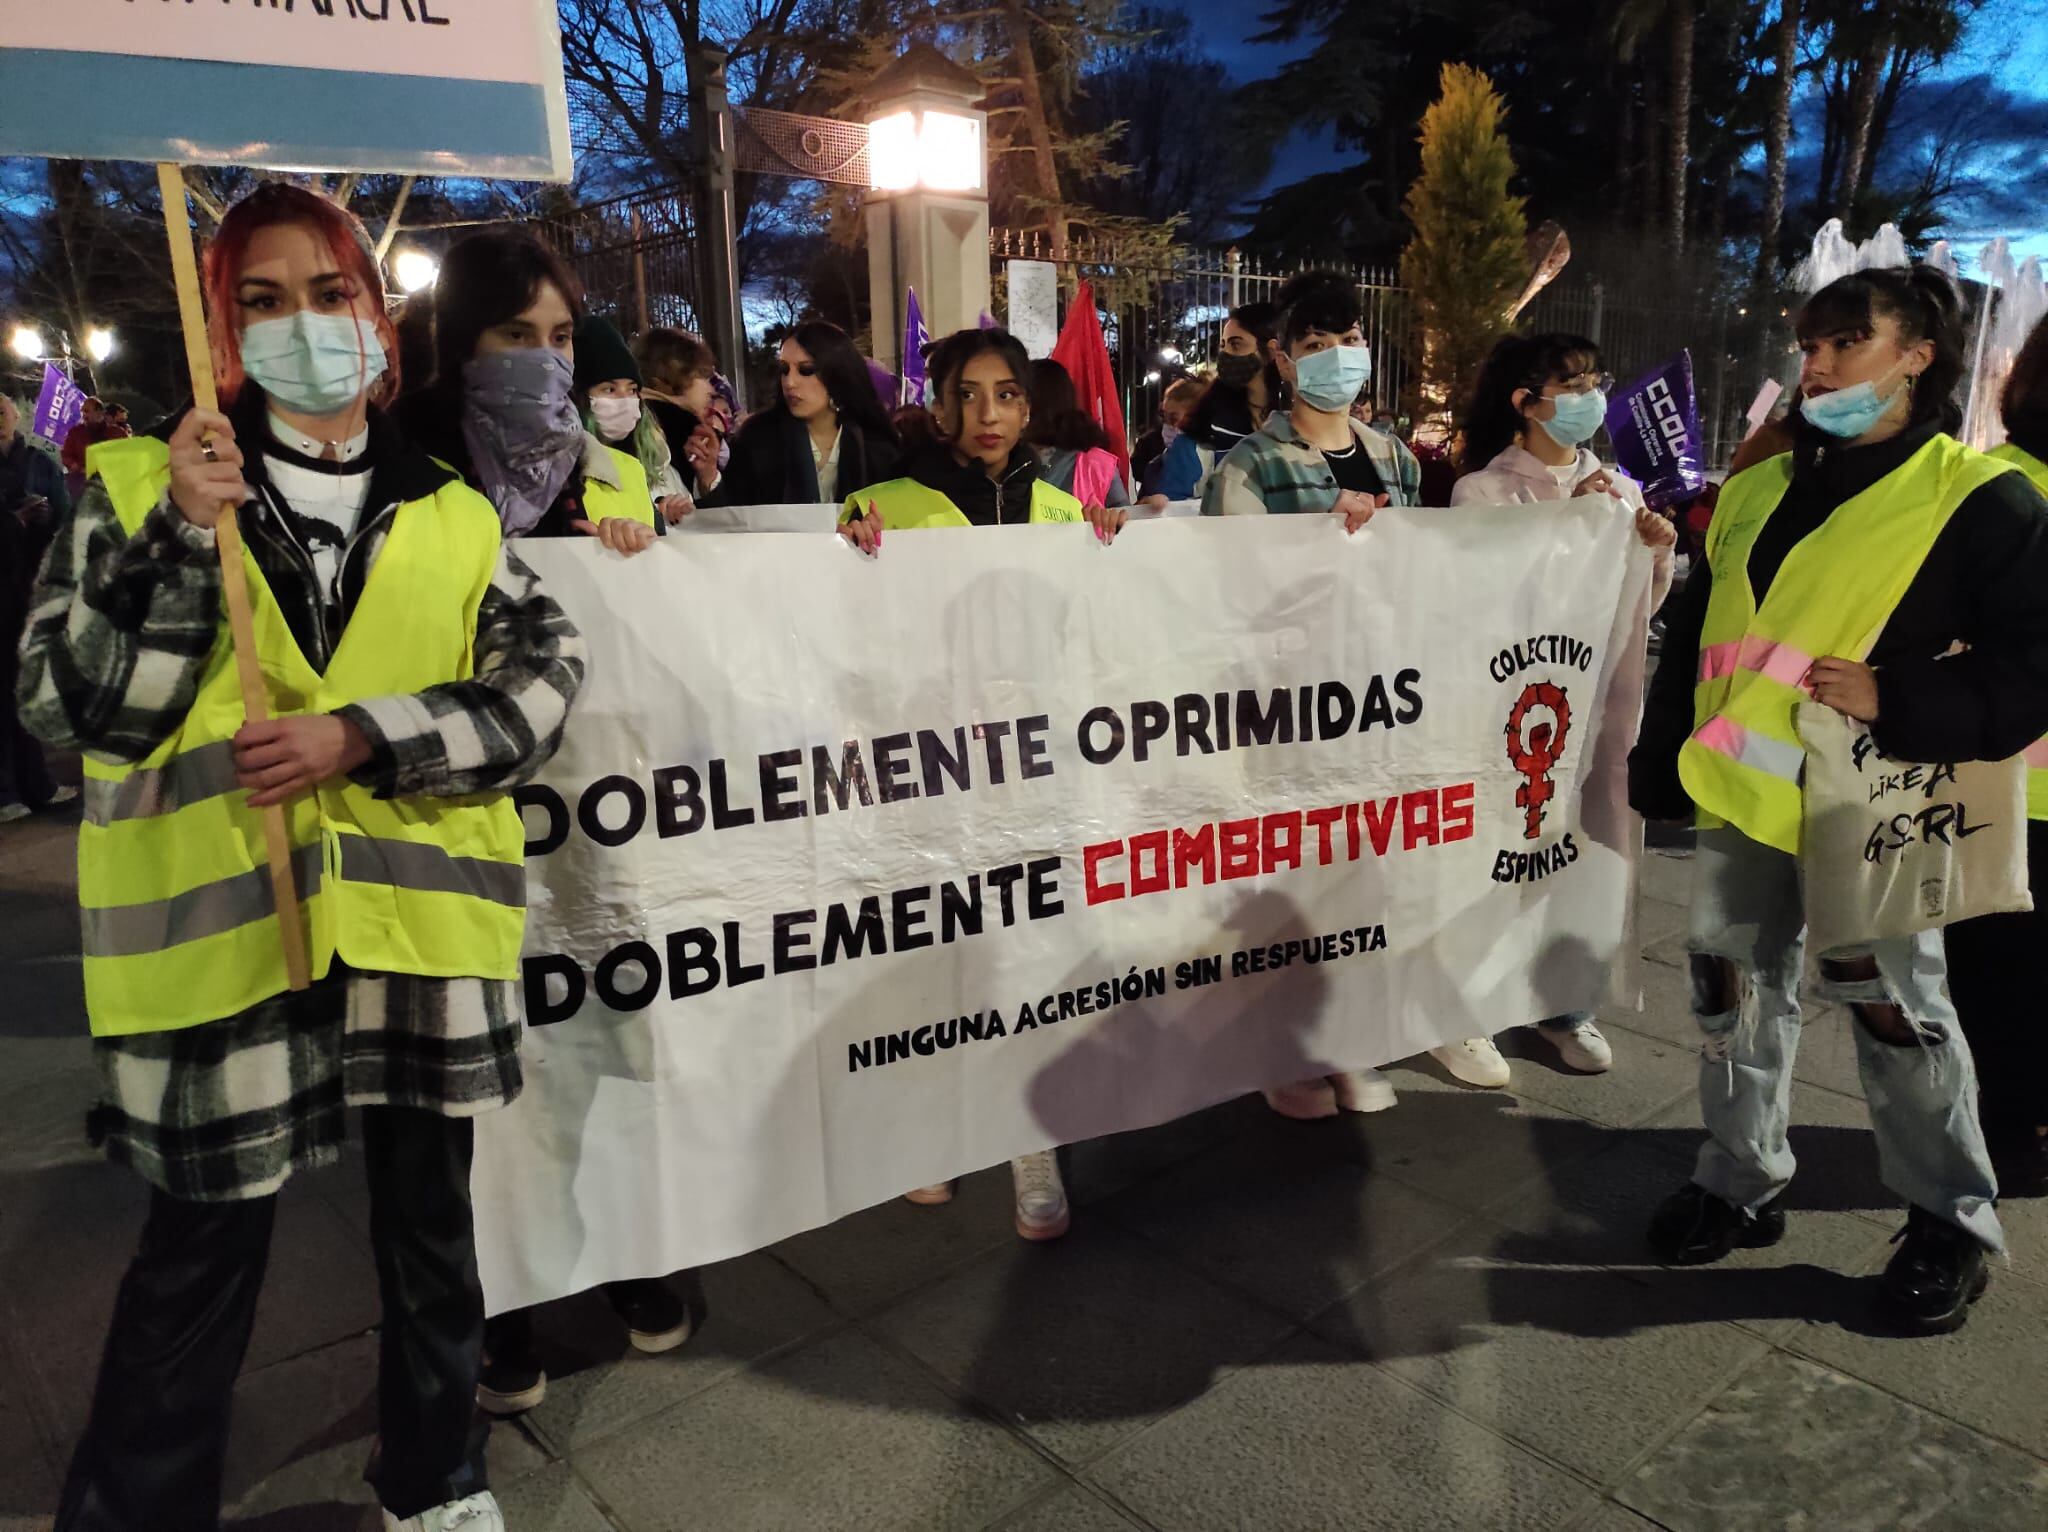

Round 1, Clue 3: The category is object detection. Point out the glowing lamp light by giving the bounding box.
[393,249,441,295]
[85,327,116,363]
[868,107,984,194]
[865,46,988,197]
[9,325,44,362]
[914,109,982,192]
[868,111,921,192]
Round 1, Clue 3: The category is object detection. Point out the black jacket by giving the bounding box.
[1630,420,2048,820]
[700,406,899,508]
[889,440,1043,527]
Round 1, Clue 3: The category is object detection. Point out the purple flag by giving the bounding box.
[978,311,996,330]
[31,363,85,448]
[866,358,897,413]
[900,288,929,409]
[1604,350,1706,509]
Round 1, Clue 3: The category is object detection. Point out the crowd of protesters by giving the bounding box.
[9,178,2048,1532]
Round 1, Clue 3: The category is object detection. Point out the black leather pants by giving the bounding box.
[56,1107,489,1530]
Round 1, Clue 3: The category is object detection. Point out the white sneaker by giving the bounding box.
[383,1491,504,1532]
[0,804,28,824]
[43,786,79,808]
[1331,1068,1397,1114]
[1011,1150,1070,1241]
[1431,1037,1511,1089]
[1537,1018,1614,1073]
[903,1181,956,1206]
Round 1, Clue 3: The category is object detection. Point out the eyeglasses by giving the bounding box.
[1552,373,1615,397]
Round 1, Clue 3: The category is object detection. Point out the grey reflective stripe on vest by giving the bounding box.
[82,740,241,827]
[336,835,525,908]
[81,841,324,959]
[1732,729,1805,782]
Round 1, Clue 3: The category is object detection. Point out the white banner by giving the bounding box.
[475,510,1652,1312]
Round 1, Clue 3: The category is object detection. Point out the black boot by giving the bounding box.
[1647,1183,1786,1265]
[1879,1207,1989,1335]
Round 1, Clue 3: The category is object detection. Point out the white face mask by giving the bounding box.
[589,395,642,440]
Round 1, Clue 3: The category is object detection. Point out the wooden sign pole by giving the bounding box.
[155,164,312,992]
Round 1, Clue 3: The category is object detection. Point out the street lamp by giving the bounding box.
[9,325,44,362]
[85,327,115,363]
[864,44,992,376]
[392,249,440,295]
[866,48,987,195]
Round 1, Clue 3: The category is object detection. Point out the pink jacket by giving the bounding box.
[1450,444,1674,611]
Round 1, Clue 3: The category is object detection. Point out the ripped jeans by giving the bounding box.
[1687,828,2002,1253]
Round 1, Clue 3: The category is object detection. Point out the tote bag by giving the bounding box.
[1796,700,2030,952]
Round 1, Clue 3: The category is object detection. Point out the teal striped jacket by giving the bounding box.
[1200,414,1423,517]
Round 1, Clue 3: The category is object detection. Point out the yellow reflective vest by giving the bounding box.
[842,475,1084,530]
[79,436,528,1037]
[1680,434,2015,855]
[1988,442,2048,820]
[586,446,656,527]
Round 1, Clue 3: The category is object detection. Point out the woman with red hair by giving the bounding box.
[16,182,584,1532]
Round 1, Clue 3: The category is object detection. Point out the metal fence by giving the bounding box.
[524,195,1782,472]
[534,188,703,339]
[991,229,1784,473]
[988,231,1412,441]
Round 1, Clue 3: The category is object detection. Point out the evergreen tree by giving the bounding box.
[1398,65,1528,419]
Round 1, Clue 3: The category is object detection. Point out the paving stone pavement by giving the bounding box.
[4,805,2047,1532]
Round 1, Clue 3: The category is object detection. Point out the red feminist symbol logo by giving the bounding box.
[1505,681,1573,841]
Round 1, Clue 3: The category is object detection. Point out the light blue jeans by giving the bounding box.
[1686,828,2002,1252]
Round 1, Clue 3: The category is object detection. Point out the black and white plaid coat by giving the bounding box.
[16,404,585,1201]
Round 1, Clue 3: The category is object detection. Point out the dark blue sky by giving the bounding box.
[1164,0,2048,271]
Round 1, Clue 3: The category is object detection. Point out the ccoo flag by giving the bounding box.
[31,363,86,448]
[900,288,930,409]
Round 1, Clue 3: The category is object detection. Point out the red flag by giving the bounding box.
[1048,281,1130,490]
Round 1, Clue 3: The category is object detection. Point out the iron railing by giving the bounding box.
[988,230,1412,441]
[534,189,703,339]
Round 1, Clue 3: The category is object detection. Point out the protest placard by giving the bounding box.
[0,0,570,179]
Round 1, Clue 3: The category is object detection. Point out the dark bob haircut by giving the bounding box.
[1459,331,1603,473]
[1026,357,1114,453]
[1277,270,1361,350]
[1795,264,1967,434]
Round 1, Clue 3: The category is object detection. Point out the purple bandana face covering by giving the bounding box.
[462,348,585,535]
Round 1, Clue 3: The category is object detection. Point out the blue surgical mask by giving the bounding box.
[1291,344,1373,413]
[1537,389,1607,448]
[1800,365,1908,440]
[239,311,386,417]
